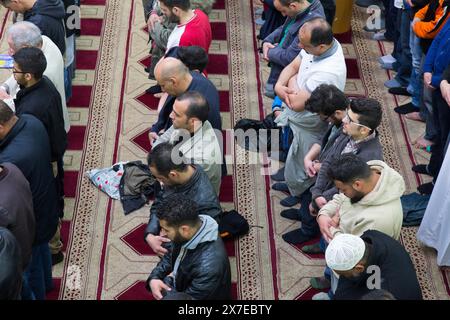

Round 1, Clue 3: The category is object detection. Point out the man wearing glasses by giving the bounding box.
[282,98,384,247]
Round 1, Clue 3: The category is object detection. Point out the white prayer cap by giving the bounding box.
[325,234,366,271]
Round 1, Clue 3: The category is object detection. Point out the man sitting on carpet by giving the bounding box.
[146,195,231,300]
[270,17,347,208]
[311,154,405,296]
[153,91,222,195]
[148,57,221,145]
[285,98,384,246]
[278,84,348,242]
[144,142,222,256]
[325,232,422,300]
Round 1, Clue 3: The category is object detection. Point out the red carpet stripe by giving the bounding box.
[219,91,230,112]
[67,126,87,150]
[210,22,227,41]
[80,19,103,36]
[68,86,93,107]
[76,50,99,70]
[81,0,106,4]
[208,54,229,75]
[64,171,80,198]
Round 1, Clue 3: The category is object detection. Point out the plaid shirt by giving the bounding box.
[341,131,376,155]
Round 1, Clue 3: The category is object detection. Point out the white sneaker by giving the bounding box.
[312,292,331,300]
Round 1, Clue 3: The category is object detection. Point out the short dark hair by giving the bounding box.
[177,91,209,122]
[156,194,199,228]
[147,142,188,176]
[177,46,209,72]
[327,154,372,184]
[305,84,349,116]
[0,100,14,124]
[13,47,47,80]
[349,98,382,131]
[308,18,334,46]
[159,0,190,10]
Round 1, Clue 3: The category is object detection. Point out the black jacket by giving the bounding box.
[24,0,66,55]
[147,218,231,300]
[145,165,222,236]
[14,76,67,162]
[151,72,222,134]
[0,163,35,270]
[0,227,22,300]
[335,230,423,300]
[0,115,59,245]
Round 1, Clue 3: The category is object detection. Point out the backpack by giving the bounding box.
[218,210,250,239]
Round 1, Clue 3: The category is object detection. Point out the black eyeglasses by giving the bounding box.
[12,68,30,74]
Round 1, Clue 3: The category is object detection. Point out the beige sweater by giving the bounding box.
[317,160,405,240]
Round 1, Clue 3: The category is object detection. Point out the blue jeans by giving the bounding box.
[394,9,412,87]
[23,243,53,300]
[400,193,431,226]
[319,237,334,299]
[407,27,423,108]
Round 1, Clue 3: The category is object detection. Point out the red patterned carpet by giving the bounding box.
[1,0,449,300]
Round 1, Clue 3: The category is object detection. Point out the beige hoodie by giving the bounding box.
[318,160,405,240]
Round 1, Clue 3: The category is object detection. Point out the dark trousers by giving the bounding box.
[393,9,412,86]
[428,89,450,182]
[382,0,399,42]
[298,190,320,238]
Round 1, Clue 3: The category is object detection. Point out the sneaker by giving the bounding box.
[418,182,434,195]
[52,251,64,266]
[384,79,402,89]
[280,208,301,221]
[272,182,290,193]
[280,195,301,207]
[270,167,285,181]
[394,102,417,114]
[301,242,323,254]
[255,8,264,15]
[389,87,412,96]
[310,276,331,290]
[312,292,331,300]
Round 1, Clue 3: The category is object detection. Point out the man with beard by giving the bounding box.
[153,91,222,195]
[144,142,221,257]
[325,232,422,300]
[160,0,212,54]
[146,195,231,300]
[310,154,405,299]
[280,97,383,245]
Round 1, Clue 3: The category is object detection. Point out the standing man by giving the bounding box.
[262,0,325,98]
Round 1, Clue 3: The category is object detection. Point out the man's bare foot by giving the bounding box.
[405,112,424,122]
[153,93,163,98]
[413,136,434,150]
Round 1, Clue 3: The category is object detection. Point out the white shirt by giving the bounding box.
[296,40,347,93]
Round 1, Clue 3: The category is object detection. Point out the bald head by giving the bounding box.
[156,57,189,81]
[155,57,191,96]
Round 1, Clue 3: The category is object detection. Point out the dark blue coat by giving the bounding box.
[423,18,450,88]
[151,72,222,135]
[0,115,59,245]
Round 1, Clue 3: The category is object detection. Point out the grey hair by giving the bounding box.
[6,21,43,50]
